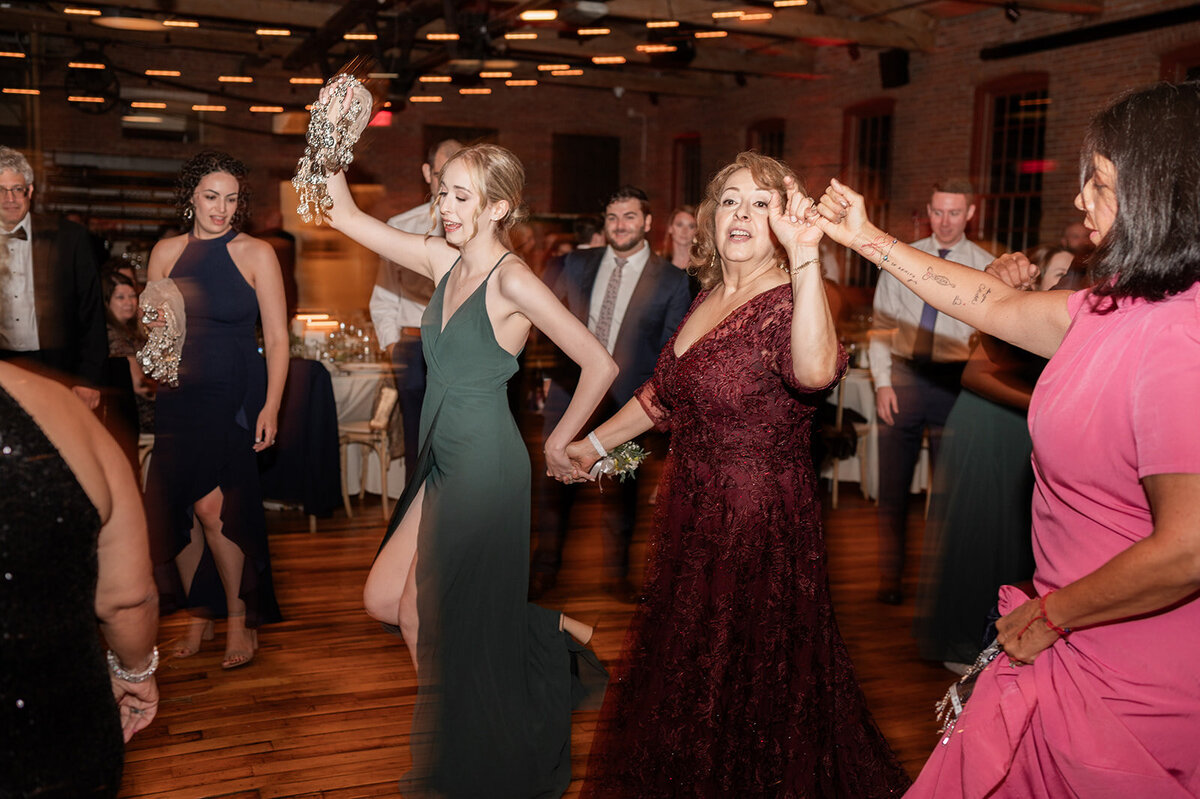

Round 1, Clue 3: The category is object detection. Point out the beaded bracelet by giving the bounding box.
[106,646,159,683]
[879,238,899,267]
[587,431,607,458]
[1039,591,1071,637]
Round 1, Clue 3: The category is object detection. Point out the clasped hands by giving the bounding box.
[545,439,602,484]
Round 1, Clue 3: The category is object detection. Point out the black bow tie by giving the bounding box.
[0,227,28,240]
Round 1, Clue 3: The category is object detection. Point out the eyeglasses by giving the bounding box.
[0,185,30,198]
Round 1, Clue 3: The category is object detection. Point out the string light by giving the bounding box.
[2,88,39,95]
[459,87,491,95]
[519,10,557,21]
[537,64,570,71]
[408,95,443,103]
[191,104,226,112]
[256,28,291,36]
[68,62,106,69]
[479,71,512,78]
[591,56,626,64]
[250,105,284,113]
[343,33,377,40]
[426,33,460,41]
[162,19,199,27]
[68,95,105,102]
[505,79,538,86]
[577,27,611,35]
[218,76,254,83]
[695,30,729,38]
[0,52,27,59]
[63,7,101,16]
[419,76,453,83]
[646,21,680,28]
[550,69,583,76]
[131,101,167,109]
[504,32,538,40]
[636,44,677,53]
[145,69,181,77]
[289,77,324,84]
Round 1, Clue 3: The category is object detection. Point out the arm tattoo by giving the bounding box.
[971,284,991,305]
[952,296,965,306]
[922,266,955,288]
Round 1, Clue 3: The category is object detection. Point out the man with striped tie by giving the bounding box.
[531,185,691,602]
[868,178,994,605]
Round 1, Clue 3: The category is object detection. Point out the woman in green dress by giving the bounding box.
[322,139,616,796]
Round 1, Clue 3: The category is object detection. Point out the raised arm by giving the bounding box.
[769,178,840,388]
[815,179,1072,358]
[493,263,619,480]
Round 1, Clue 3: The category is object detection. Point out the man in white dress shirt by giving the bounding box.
[0,146,104,408]
[369,138,462,482]
[868,178,994,604]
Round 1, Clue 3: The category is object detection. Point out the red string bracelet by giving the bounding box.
[1040,590,1072,638]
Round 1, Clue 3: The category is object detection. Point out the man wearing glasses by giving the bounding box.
[0,146,105,408]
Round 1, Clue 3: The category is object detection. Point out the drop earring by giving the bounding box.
[183,203,194,223]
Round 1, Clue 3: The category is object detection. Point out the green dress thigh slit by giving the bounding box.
[378,254,604,798]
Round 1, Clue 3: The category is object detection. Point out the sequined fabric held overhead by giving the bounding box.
[0,385,124,798]
[583,285,910,798]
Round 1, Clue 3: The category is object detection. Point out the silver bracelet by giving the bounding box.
[879,238,899,267]
[107,646,159,683]
[587,431,607,458]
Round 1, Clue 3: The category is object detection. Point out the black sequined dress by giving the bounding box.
[0,385,125,797]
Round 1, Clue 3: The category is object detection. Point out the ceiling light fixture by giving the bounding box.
[591,56,626,64]
[551,69,583,76]
[256,28,291,36]
[2,88,39,95]
[646,21,679,28]
[459,87,491,95]
[695,30,729,38]
[408,95,443,103]
[162,19,198,28]
[773,0,808,6]
[343,33,377,40]
[577,27,610,35]
[505,32,537,40]
[250,105,283,113]
[218,76,253,83]
[711,11,744,19]
[131,101,167,108]
[121,115,162,123]
[419,75,452,83]
[740,12,773,20]
[63,7,101,16]
[0,52,26,59]
[506,79,538,86]
[145,69,181,77]
[68,95,105,102]
[636,44,677,53]
[479,71,512,78]
[519,10,557,21]
[289,77,323,84]
[426,32,459,40]
[537,63,570,71]
[68,61,106,69]
[192,104,226,111]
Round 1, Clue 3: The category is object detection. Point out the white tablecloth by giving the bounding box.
[823,367,928,500]
[323,362,406,498]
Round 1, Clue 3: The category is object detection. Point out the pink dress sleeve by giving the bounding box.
[1132,314,1200,478]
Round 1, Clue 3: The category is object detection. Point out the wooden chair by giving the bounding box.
[338,384,399,521]
[830,378,872,510]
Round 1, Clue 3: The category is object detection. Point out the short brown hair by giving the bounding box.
[930,177,975,203]
[692,151,800,290]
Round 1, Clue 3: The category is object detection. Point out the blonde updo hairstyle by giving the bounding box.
[436,143,529,248]
[692,151,800,290]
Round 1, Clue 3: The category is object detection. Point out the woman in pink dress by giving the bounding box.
[816,81,1200,797]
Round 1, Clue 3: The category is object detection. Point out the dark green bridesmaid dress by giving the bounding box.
[380,254,604,798]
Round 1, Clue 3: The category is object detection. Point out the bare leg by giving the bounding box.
[192,487,258,667]
[173,519,214,657]
[364,483,424,671]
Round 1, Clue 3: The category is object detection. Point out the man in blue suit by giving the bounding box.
[531,185,691,602]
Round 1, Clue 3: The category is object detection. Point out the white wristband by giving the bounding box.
[587,431,607,458]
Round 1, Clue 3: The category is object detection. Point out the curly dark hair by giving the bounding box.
[175,150,251,230]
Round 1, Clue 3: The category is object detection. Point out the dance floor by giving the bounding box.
[121,455,948,797]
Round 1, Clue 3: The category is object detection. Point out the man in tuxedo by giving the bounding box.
[531,186,691,602]
[0,147,104,408]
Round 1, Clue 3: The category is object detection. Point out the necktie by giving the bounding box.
[0,227,27,240]
[592,256,627,350]
[912,248,951,362]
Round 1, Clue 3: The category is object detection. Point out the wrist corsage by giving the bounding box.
[588,441,649,484]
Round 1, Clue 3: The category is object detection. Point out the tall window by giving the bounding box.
[747,118,785,160]
[971,74,1049,253]
[671,134,701,209]
[842,99,894,287]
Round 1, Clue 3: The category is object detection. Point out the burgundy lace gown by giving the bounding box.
[582,285,909,798]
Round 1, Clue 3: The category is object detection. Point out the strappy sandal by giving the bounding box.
[221,612,259,670]
[172,618,214,658]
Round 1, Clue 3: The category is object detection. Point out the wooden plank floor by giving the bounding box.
[121,449,950,797]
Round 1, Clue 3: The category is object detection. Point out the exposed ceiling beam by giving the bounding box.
[494,29,819,78]
[596,0,935,51]
[534,70,732,97]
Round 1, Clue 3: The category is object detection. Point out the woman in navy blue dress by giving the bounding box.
[145,151,288,669]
